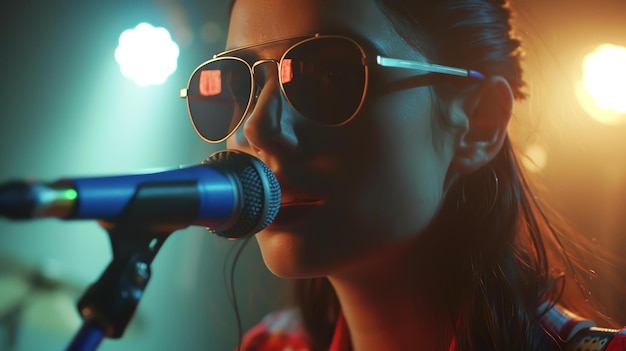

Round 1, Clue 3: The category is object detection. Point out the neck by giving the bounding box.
[328,239,454,351]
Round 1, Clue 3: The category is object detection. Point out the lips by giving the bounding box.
[280,192,322,206]
[269,181,323,227]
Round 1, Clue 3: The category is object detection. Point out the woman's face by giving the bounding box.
[226,0,457,278]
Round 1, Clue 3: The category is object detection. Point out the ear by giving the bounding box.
[448,76,514,175]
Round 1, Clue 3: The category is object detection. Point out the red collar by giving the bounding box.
[329,312,351,351]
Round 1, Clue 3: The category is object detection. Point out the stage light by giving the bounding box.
[577,44,626,125]
[114,23,180,87]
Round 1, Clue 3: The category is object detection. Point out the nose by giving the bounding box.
[230,61,298,158]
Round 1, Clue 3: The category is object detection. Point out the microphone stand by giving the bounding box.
[64,181,201,351]
[65,223,170,351]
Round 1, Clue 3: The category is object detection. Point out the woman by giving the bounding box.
[182,0,625,349]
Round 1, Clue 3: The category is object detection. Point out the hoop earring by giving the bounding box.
[457,165,500,217]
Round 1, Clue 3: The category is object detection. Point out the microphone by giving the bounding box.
[0,150,280,239]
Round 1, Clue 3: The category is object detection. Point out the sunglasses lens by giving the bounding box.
[282,37,366,125]
[186,58,252,142]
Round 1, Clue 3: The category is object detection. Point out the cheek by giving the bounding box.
[337,89,452,238]
[348,144,447,241]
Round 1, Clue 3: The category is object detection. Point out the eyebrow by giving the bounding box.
[220,25,388,59]
[217,30,485,80]
[319,26,389,57]
[216,40,299,67]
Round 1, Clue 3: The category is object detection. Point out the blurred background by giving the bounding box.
[0,1,287,350]
[0,0,625,350]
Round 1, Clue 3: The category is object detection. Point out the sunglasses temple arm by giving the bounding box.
[376,56,485,80]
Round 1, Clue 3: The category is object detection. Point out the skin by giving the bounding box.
[225,0,514,349]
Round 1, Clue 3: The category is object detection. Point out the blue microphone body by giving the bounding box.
[0,151,281,238]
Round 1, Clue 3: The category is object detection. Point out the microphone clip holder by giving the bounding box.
[65,181,193,351]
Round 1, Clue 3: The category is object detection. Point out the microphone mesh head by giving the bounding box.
[204,150,280,239]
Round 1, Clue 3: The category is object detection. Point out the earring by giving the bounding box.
[457,165,500,217]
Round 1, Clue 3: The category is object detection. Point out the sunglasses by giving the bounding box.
[180,34,485,143]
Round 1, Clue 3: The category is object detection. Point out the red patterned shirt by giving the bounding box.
[239,304,626,350]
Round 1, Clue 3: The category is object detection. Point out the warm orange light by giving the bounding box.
[520,143,548,174]
[578,44,626,125]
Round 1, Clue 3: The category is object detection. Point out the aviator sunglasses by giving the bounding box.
[180,34,485,143]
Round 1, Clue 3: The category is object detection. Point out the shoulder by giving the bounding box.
[238,308,311,351]
[567,328,626,351]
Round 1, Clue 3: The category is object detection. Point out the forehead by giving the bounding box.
[226,0,412,57]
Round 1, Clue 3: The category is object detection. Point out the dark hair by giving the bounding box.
[291,1,620,350]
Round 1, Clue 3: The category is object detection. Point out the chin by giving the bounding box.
[256,230,336,279]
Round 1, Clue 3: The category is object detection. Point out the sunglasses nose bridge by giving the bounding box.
[249,59,279,94]
[251,59,280,77]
